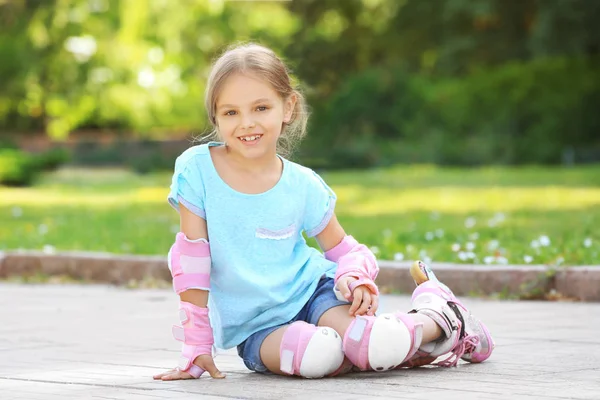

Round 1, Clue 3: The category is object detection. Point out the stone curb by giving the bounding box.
[0,251,598,301]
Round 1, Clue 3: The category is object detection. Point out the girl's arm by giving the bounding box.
[153,204,224,381]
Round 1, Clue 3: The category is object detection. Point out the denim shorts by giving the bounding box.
[236,277,349,373]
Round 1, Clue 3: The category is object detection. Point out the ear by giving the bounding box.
[283,93,297,123]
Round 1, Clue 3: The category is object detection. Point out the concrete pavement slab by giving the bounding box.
[0,283,599,399]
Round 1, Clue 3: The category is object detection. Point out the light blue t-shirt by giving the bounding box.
[167,142,338,349]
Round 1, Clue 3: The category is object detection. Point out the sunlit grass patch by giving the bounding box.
[1,165,599,266]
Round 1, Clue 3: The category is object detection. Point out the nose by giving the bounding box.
[240,114,256,129]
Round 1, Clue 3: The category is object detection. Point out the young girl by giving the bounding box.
[153,43,494,381]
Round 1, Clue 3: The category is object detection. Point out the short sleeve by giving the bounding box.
[303,170,337,237]
[167,155,206,219]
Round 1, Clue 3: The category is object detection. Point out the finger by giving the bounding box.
[153,369,177,380]
[337,279,352,300]
[355,291,371,316]
[200,357,226,379]
[161,371,191,381]
[349,289,363,315]
[369,295,379,316]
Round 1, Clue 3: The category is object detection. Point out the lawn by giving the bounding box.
[1,164,599,266]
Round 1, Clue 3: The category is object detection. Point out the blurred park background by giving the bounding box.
[0,0,599,268]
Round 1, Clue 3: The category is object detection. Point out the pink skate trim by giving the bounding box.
[279,321,316,375]
[174,301,213,378]
[342,315,376,370]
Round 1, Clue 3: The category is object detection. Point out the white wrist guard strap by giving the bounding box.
[168,232,211,294]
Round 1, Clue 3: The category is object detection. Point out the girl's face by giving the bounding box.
[215,72,295,160]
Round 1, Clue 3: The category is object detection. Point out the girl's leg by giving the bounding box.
[257,322,345,378]
[317,304,442,344]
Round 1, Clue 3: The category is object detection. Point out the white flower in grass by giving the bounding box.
[469,232,480,241]
[465,242,476,251]
[370,246,380,255]
[494,212,506,222]
[423,256,432,264]
[406,245,415,253]
[556,256,564,266]
[539,235,551,247]
[11,207,23,218]
[466,251,476,259]
[530,240,540,249]
[170,224,179,234]
[584,238,592,248]
[524,255,533,264]
[435,229,444,238]
[458,251,468,261]
[419,249,428,259]
[425,232,434,241]
[496,256,508,265]
[382,229,392,238]
[38,224,48,235]
[484,256,494,265]
[121,243,132,252]
[394,252,404,261]
[451,243,461,252]
[430,212,440,220]
[487,240,499,251]
[43,245,56,254]
[464,217,476,229]
[487,219,497,228]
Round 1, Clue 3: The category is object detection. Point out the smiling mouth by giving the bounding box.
[238,134,263,143]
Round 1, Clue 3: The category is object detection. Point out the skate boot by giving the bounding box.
[408,260,495,366]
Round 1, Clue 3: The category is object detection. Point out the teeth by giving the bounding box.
[241,135,260,141]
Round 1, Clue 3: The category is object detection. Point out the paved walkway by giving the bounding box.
[1,284,599,400]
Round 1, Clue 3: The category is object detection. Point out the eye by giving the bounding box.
[224,110,236,116]
[256,105,268,112]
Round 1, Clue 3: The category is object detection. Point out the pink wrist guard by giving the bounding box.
[168,232,211,294]
[172,301,214,378]
[325,235,380,298]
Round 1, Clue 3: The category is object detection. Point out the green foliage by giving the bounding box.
[0,148,71,187]
[0,149,36,186]
[1,0,599,166]
[303,57,600,167]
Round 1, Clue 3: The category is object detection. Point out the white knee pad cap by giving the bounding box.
[280,322,344,379]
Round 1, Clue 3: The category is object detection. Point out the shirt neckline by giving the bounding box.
[205,141,288,197]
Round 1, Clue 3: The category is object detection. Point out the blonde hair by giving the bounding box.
[202,43,308,158]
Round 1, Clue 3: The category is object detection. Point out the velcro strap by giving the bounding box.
[172,325,214,346]
[279,321,316,375]
[394,313,424,363]
[343,316,376,370]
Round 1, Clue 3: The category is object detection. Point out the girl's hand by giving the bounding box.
[336,276,379,317]
[153,354,225,381]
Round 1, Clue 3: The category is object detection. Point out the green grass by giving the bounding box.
[1,165,599,266]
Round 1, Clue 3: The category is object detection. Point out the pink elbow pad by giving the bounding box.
[172,301,214,378]
[168,232,211,294]
[325,235,380,297]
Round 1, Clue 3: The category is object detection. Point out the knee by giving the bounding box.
[343,313,423,371]
[280,321,344,378]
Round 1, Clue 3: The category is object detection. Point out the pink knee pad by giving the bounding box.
[343,312,423,371]
[279,321,344,378]
[172,301,214,378]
